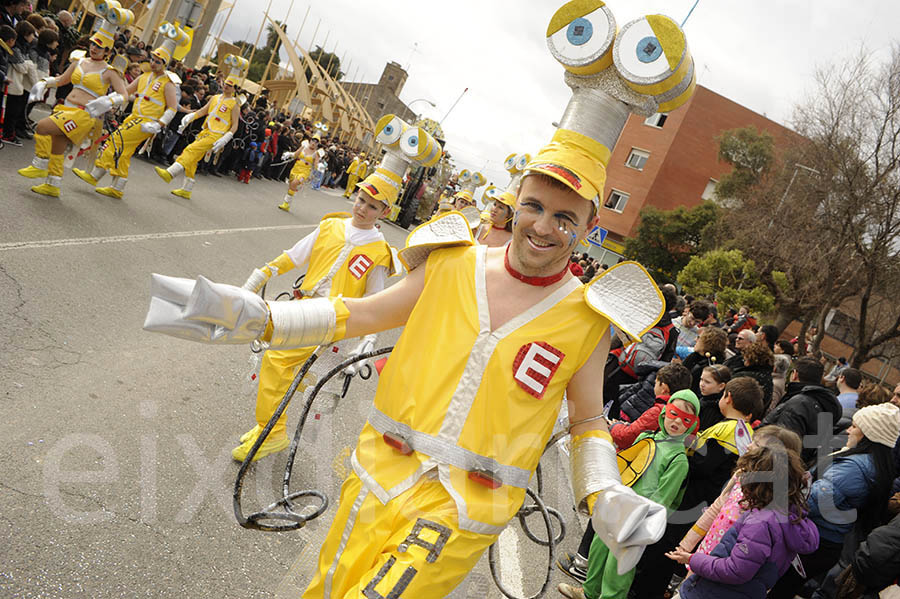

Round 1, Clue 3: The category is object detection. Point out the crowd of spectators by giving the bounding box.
[566,288,900,599]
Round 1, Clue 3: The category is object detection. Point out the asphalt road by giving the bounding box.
[0,143,586,599]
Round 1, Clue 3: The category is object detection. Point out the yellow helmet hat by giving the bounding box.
[89,0,134,49]
[222,54,249,87]
[525,0,695,210]
[356,114,442,207]
[152,22,190,64]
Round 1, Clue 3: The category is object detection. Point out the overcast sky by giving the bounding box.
[210,0,896,188]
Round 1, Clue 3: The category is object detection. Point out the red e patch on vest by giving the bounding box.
[513,342,565,399]
[348,254,374,279]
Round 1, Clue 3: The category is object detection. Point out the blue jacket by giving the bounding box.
[808,452,877,544]
[680,509,819,599]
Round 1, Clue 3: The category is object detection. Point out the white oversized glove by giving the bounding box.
[29,77,54,103]
[211,131,233,153]
[85,92,125,118]
[281,151,294,161]
[590,485,667,574]
[141,120,163,135]
[142,274,269,344]
[241,268,271,294]
[342,334,376,376]
[177,112,196,134]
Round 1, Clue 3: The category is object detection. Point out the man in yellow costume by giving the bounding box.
[143,2,696,596]
[154,54,244,199]
[17,0,132,198]
[72,22,184,199]
[342,152,367,198]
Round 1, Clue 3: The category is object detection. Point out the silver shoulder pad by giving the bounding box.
[583,262,664,342]
[397,211,475,272]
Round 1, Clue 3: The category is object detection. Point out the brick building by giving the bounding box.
[588,85,798,266]
[346,62,416,125]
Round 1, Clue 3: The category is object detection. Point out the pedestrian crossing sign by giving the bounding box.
[586,225,608,247]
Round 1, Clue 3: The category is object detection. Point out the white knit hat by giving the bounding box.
[852,403,900,447]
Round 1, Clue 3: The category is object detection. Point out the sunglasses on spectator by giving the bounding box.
[665,404,698,429]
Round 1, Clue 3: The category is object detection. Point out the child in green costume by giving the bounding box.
[559,389,701,599]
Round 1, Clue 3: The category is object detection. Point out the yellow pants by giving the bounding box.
[343,174,359,197]
[48,104,98,145]
[303,471,497,598]
[176,129,222,179]
[290,160,313,183]
[96,114,153,178]
[255,346,316,438]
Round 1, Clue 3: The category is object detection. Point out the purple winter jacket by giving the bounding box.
[679,508,819,599]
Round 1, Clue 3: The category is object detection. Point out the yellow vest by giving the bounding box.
[352,245,609,534]
[298,216,392,299]
[132,72,169,120]
[204,94,237,134]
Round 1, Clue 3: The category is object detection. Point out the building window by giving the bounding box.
[701,178,718,201]
[377,101,386,110]
[644,113,668,128]
[387,74,394,81]
[625,148,650,170]
[605,189,629,213]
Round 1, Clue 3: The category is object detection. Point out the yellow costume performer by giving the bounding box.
[233,214,394,461]
[233,114,440,461]
[278,131,322,212]
[154,54,245,199]
[73,22,185,199]
[17,0,132,198]
[476,153,530,247]
[451,169,486,210]
[142,3,697,596]
[342,153,368,198]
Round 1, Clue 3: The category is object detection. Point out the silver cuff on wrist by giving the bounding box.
[242,268,270,293]
[571,434,619,514]
[267,298,337,350]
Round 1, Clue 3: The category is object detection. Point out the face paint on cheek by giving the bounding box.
[513,210,521,228]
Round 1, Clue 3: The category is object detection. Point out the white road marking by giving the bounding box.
[498,526,526,598]
[0,224,318,252]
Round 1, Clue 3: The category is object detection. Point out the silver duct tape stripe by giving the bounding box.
[368,408,532,489]
[322,483,369,599]
[112,177,127,191]
[570,435,619,515]
[32,156,49,169]
[584,262,663,342]
[47,176,62,187]
[369,172,400,194]
[558,85,631,153]
[267,297,337,350]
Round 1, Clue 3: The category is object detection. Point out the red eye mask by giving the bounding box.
[665,404,698,429]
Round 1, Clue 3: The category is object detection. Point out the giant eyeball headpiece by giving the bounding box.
[152,22,190,65]
[524,0,695,211]
[223,54,250,87]
[357,114,443,208]
[313,121,329,141]
[502,152,532,200]
[90,0,134,50]
[454,169,486,205]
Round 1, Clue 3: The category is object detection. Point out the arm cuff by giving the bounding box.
[159,108,176,126]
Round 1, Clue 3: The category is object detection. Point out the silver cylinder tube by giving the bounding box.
[558,86,630,156]
[267,298,338,350]
[570,434,620,515]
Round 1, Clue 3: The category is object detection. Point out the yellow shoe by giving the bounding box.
[18,165,48,179]
[155,166,173,183]
[72,168,98,186]
[30,183,60,197]
[95,186,123,199]
[232,432,290,462]
[277,201,291,212]
[171,188,192,199]
[239,425,261,443]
